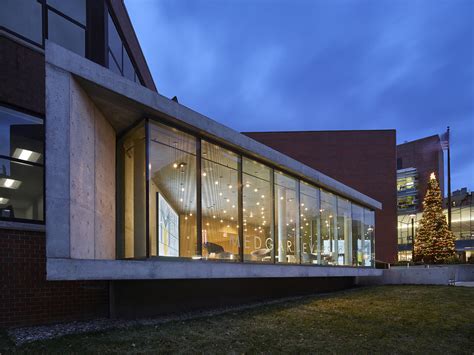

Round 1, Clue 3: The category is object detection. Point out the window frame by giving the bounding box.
[118,116,377,268]
[0,103,45,225]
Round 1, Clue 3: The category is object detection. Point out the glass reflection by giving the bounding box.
[274,172,299,263]
[243,158,273,262]
[363,209,375,266]
[148,122,197,258]
[320,190,336,265]
[336,197,352,265]
[201,141,240,261]
[351,204,364,266]
[118,123,146,259]
[300,182,320,264]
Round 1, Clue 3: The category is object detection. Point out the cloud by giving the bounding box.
[126,0,474,190]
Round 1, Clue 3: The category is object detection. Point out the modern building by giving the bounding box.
[397,188,474,262]
[0,1,382,327]
[243,130,398,264]
[396,135,473,261]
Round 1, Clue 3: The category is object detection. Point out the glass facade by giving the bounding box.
[201,141,240,261]
[274,172,299,263]
[397,201,474,262]
[117,119,376,266]
[243,158,273,262]
[300,182,320,264]
[0,0,43,45]
[148,122,197,258]
[0,106,44,222]
[107,12,141,84]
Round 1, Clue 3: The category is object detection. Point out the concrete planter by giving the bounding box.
[357,264,474,285]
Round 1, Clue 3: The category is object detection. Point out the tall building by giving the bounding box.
[0,1,382,327]
[396,135,473,261]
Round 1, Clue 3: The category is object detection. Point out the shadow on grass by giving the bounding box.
[2,285,473,354]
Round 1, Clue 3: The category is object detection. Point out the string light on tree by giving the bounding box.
[413,172,456,264]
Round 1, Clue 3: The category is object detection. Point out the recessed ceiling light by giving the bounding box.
[13,148,41,163]
[0,178,21,189]
[0,197,9,205]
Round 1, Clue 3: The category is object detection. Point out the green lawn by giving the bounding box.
[1,286,473,354]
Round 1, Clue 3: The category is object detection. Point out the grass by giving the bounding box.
[1,286,473,354]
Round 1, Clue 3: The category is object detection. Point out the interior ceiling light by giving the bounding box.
[0,178,21,189]
[13,148,41,163]
[0,197,9,204]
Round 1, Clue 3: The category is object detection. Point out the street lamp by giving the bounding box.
[409,214,416,261]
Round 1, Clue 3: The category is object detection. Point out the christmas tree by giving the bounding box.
[414,172,456,264]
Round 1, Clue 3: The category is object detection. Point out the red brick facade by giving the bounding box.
[244,130,398,263]
[0,228,109,328]
[397,135,444,208]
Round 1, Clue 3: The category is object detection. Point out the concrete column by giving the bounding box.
[45,64,71,258]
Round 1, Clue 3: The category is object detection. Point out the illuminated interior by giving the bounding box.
[117,119,376,266]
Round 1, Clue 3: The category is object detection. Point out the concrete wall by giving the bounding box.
[357,265,474,286]
[46,63,116,260]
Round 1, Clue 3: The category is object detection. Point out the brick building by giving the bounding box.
[1,0,384,327]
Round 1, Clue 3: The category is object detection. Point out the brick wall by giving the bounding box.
[244,130,398,263]
[0,228,109,328]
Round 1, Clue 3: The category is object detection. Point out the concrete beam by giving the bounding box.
[47,258,382,280]
[45,41,381,210]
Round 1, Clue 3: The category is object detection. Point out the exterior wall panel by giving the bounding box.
[0,36,45,115]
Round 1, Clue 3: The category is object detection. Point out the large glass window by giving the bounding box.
[320,190,337,265]
[0,0,43,45]
[107,13,140,84]
[363,209,375,267]
[351,204,364,266]
[116,120,377,266]
[47,1,86,56]
[117,123,146,259]
[201,141,240,261]
[0,106,44,222]
[242,158,273,263]
[148,122,197,258]
[300,182,320,264]
[274,172,299,263]
[336,197,352,265]
[47,0,86,25]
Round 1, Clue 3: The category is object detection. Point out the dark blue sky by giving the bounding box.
[126,0,473,191]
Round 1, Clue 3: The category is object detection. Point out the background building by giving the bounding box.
[396,135,473,261]
[244,130,398,263]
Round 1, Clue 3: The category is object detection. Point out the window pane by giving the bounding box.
[0,158,43,221]
[108,50,122,76]
[47,0,86,25]
[117,124,146,259]
[274,172,299,263]
[320,190,336,265]
[0,0,43,44]
[363,209,375,266]
[336,197,352,265]
[48,10,85,56]
[352,204,364,266]
[123,49,135,81]
[0,106,44,164]
[149,122,197,258]
[243,158,273,263]
[108,13,122,70]
[201,141,240,261]
[300,182,320,264]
